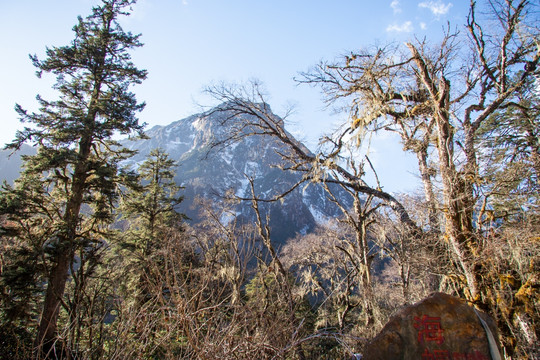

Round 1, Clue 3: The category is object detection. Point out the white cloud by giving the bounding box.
[419,1,453,17]
[386,21,413,33]
[420,22,427,30]
[390,0,402,14]
[182,0,188,5]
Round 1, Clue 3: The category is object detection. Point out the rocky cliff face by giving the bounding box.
[122,105,350,244]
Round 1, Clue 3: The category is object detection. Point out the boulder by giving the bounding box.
[363,292,502,360]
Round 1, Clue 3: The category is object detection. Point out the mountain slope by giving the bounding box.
[0,144,35,185]
[122,105,349,244]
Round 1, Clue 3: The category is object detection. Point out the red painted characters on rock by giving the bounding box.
[414,315,445,345]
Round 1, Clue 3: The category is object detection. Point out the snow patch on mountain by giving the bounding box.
[220,142,239,165]
[191,116,206,132]
[308,204,328,224]
[236,178,250,198]
[220,210,238,227]
[244,161,261,178]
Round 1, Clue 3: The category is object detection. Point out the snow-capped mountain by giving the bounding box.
[122,104,350,244]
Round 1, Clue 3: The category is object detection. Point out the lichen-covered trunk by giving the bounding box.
[434,104,478,300]
[407,43,479,301]
[416,144,439,232]
[353,198,374,326]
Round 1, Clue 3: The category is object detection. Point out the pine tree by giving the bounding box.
[118,148,185,304]
[0,0,146,357]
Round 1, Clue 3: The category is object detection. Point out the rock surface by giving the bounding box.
[363,292,502,360]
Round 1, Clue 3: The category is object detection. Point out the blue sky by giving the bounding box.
[0,0,466,192]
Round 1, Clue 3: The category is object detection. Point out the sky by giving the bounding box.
[0,0,468,193]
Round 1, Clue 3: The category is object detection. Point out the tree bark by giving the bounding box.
[35,250,72,358]
[407,43,479,300]
[416,144,439,231]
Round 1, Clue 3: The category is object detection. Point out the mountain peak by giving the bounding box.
[122,103,348,244]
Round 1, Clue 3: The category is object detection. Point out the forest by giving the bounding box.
[0,0,538,359]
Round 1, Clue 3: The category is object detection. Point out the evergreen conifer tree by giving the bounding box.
[119,148,185,304]
[0,0,146,357]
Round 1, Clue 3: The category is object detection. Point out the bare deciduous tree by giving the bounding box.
[295,0,539,355]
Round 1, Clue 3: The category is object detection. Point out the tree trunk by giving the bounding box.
[35,138,91,358]
[435,101,478,300]
[416,145,439,231]
[407,43,479,300]
[35,249,73,358]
